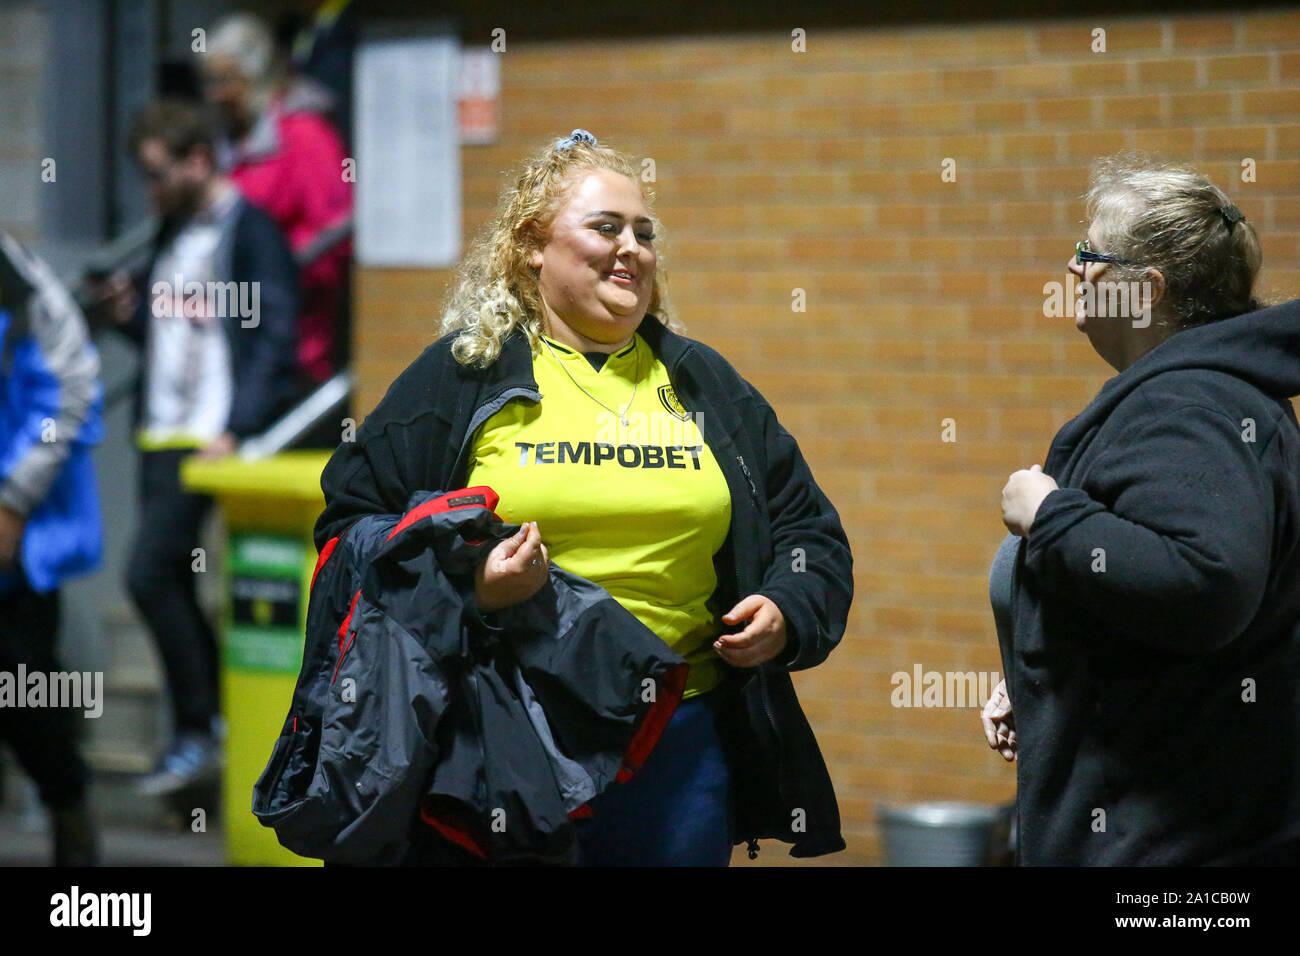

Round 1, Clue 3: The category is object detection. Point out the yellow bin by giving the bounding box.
[182,450,332,866]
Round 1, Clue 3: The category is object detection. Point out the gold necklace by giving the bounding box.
[540,333,641,426]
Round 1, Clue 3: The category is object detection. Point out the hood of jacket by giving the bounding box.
[1051,298,1300,463]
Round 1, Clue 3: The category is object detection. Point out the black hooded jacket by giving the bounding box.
[313,313,855,858]
[999,299,1300,865]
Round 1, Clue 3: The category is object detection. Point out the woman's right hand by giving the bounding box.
[981,679,1017,762]
[473,520,549,614]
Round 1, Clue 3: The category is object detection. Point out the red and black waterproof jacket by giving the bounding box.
[252,485,688,865]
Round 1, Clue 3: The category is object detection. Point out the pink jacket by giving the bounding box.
[229,78,352,384]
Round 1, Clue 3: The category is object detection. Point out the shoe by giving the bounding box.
[52,804,100,866]
[135,730,222,797]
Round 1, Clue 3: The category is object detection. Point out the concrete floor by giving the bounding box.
[0,812,224,867]
[0,765,226,867]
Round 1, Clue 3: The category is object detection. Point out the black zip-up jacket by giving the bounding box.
[1000,299,1300,865]
[315,313,855,858]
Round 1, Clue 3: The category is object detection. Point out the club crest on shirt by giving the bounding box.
[658,384,691,421]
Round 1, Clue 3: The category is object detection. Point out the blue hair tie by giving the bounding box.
[556,129,598,150]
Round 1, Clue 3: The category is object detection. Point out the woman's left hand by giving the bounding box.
[715,594,788,668]
[1001,464,1059,538]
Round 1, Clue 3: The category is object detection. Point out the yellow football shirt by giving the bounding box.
[465,330,732,699]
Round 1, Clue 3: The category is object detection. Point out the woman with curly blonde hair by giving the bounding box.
[438,130,681,368]
[315,129,853,866]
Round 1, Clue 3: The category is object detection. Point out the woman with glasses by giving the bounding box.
[313,130,854,865]
[982,152,1300,864]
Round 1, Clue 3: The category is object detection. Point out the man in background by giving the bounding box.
[94,99,299,796]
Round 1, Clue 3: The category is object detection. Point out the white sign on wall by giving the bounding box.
[354,33,461,267]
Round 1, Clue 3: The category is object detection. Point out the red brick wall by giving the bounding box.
[352,9,1300,864]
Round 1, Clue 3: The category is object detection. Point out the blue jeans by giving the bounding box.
[574,692,733,866]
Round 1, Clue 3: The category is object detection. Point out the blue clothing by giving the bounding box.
[0,235,104,596]
[574,692,733,866]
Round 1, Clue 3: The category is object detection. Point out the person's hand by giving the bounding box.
[714,594,789,668]
[0,504,26,572]
[1001,464,1059,538]
[474,520,549,614]
[195,432,237,459]
[88,270,138,326]
[981,679,1017,762]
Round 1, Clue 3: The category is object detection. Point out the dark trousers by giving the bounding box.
[0,584,89,809]
[125,449,219,733]
[574,691,734,866]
